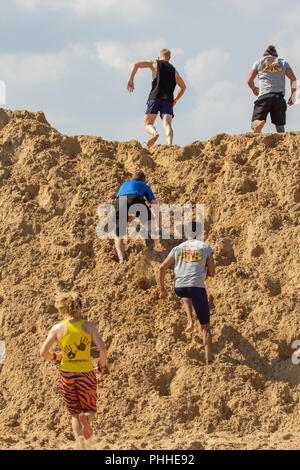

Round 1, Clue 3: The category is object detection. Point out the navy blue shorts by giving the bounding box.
[145,99,174,118]
[175,287,210,325]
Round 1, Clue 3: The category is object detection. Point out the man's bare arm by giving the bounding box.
[174,71,186,103]
[206,254,215,278]
[127,60,157,92]
[286,67,297,105]
[40,326,59,360]
[247,69,259,96]
[90,323,107,371]
[158,256,175,298]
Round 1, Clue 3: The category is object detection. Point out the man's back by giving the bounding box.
[117,180,155,203]
[253,55,291,97]
[169,239,214,288]
[148,60,176,103]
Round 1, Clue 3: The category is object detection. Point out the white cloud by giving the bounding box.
[13,0,40,6]
[279,4,300,33]
[212,0,282,16]
[0,45,88,84]
[13,0,160,21]
[95,39,184,75]
[273,5,300,71]
[187,91,250,138]
[95,41,131,76]
[183,48,252,138]
[184,49,230,92]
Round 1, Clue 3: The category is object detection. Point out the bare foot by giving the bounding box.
[185,323,194,333]
[74,436,86,450]
[79,413,93,440]
[146,133,159,149]
[253,120,265,133]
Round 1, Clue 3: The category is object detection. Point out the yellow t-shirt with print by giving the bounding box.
[58,319,93,373]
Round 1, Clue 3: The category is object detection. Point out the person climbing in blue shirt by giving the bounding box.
[114,170,161,264]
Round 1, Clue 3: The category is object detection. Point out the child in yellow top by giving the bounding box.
[40,292,107,442]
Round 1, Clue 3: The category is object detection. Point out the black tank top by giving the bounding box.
[147,60,176,104]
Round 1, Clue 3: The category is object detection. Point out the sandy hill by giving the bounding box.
[0,108,299,450]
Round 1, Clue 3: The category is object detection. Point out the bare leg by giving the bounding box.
[182,298,194,332]
[115,236,125,261]
[252,120,265,133]
[79,412,94,440]
[144,114,159,148]
[71,415,83,439]
[145,220,154,249]
[201,324,212,364]
[162,114,173,145]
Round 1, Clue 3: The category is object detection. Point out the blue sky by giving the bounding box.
[0,0,299,145]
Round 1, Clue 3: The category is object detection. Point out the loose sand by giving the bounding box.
[0,109,299,450]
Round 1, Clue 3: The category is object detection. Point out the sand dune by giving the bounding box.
[0,109,299,450]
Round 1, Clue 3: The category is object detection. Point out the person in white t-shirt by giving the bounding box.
[247,45,297,133]
[158,221,215,364]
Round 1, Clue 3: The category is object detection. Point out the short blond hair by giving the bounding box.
[55,292,82,316]
[158,48,171,60]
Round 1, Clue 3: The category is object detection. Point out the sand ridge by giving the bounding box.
[0,108,299,450]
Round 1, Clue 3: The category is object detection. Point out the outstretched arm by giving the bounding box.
[158,256,174,298]
[174,71,186,104]
[40,326,60,360]
[127,60,156,92]
[247,69,259,96]
[286,67,297,105]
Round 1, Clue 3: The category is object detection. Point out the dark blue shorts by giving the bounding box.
[175,287,210,325]
[145,99,174,118]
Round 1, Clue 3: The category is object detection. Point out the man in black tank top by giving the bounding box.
[127,48,186,148]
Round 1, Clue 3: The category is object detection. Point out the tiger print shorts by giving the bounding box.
[59,370,97,415]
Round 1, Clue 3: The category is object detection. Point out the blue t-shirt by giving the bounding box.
[117,180,156,203]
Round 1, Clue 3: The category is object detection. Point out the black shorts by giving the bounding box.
[252,92,287,126]
[114,194,151,237]
[175,287,210,325]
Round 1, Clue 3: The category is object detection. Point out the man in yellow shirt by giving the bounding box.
[40,292,107,442]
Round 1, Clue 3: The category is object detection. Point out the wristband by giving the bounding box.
[100,366,106,370]
[173,99,177,105]
[51,353,56,361]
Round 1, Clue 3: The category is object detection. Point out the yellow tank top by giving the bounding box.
[58,319,93,373]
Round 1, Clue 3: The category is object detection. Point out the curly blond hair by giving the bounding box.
[55,292,82,317]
